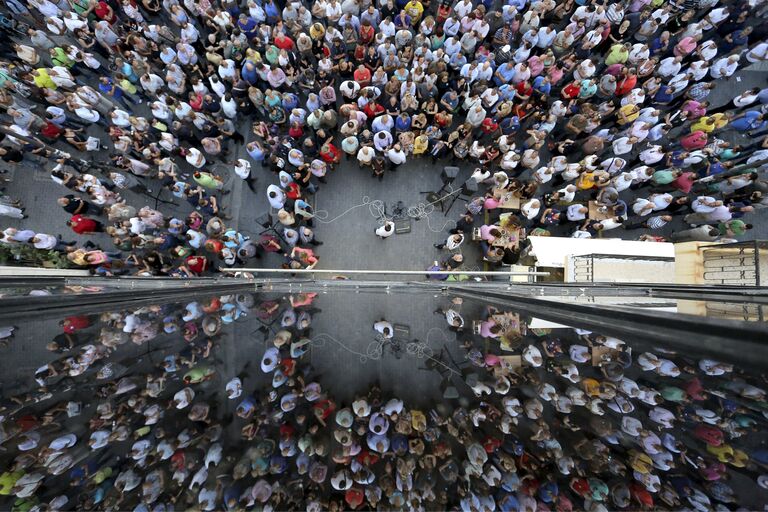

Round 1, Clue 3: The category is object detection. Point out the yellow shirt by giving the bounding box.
[413,135,428,154]
[309,23,325,40]
[629,450,653,474]
[411,410,427,431]
[33,68,56,90]
[582,377,600,396]
[710,113,729,129]
[576,172,597,190]
[691,117,716,133]
[618,104,639,125]
[404,0,424,20]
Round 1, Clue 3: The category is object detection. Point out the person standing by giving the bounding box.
[434,233,464,250]
[375,221,395,238]
[386,143,406,171]
[67,214,105,234]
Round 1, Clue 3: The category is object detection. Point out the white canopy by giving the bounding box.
[527,236,675,268]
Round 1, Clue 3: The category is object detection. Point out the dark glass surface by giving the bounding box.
[0,289,766,511]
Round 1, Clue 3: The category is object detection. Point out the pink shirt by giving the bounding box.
[604,63,625,76]
[674,37,697,57]
[681,130,707,150]
[682,100,706,119]
[527,55,544,77]
[480,224,496,240]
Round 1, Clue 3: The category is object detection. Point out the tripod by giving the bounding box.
[419,166,461,214]
[442,177,478,217]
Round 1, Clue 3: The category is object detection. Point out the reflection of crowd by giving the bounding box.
[1,292,767,510]
[1,0,768,277]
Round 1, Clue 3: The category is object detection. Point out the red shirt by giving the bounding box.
[363,102,384,118]
[288,124,303,138]
[204,239,223,254]
[354,67,372,86]
[292,247,317,265]
[62,315,90,333]
[190,93,203,111]
[320,143,340,163]
[481,117,499,134]
[274,35,294,50]
[672,171,696,194]
[186,255,208,274]
[562,82,580,99]
[285,182,302,199]
[95,1,117,23]
[436,4,452,22]
[41,121,62,139]
[69,214,98,234]
[359,25,374,45]
[345,488,364,510]
[515,81,533,97]
[615,75,637,96]
[681,130,707,150]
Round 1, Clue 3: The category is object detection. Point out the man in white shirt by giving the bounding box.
[710,55,739,79]
[267,185,286,210]
[657,56,682,77]
[386,144,406,170]
[611,136,636,155]
[566,204,588,221]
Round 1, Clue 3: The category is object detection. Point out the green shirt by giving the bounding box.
[51,47,74,68]
[652,170,675,185]
[605,45,628,66]
[194,172,221,190]
[719,220,746,236]
[661,386,686,402]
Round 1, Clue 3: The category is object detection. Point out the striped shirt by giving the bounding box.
[646,216,669,230]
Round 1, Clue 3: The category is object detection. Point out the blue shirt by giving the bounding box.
[237,17,257,38]
[731,110,765,131]
[98,78,122,98]
[241,61,258,84]
[395,115,411,131]
[498,83,516,101]
[533,76,551,95]
[449,53,467,69]
[653,87,674,104]
[247,145,265,162]
[506,0,527,9]
[500,116,520,134]
[264,1,279,21]
[281,93,298,111]
[440,92,459,110]
[758,87,768,104]
[668,150,685,167]
[648,36,667,55]
[393,14,411,28]
[494,63,516,85]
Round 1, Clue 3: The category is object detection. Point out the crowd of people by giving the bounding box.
[0,291,766,510]
[0,0,767,275]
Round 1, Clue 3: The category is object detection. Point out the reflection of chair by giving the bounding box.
[441,380,460,399]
